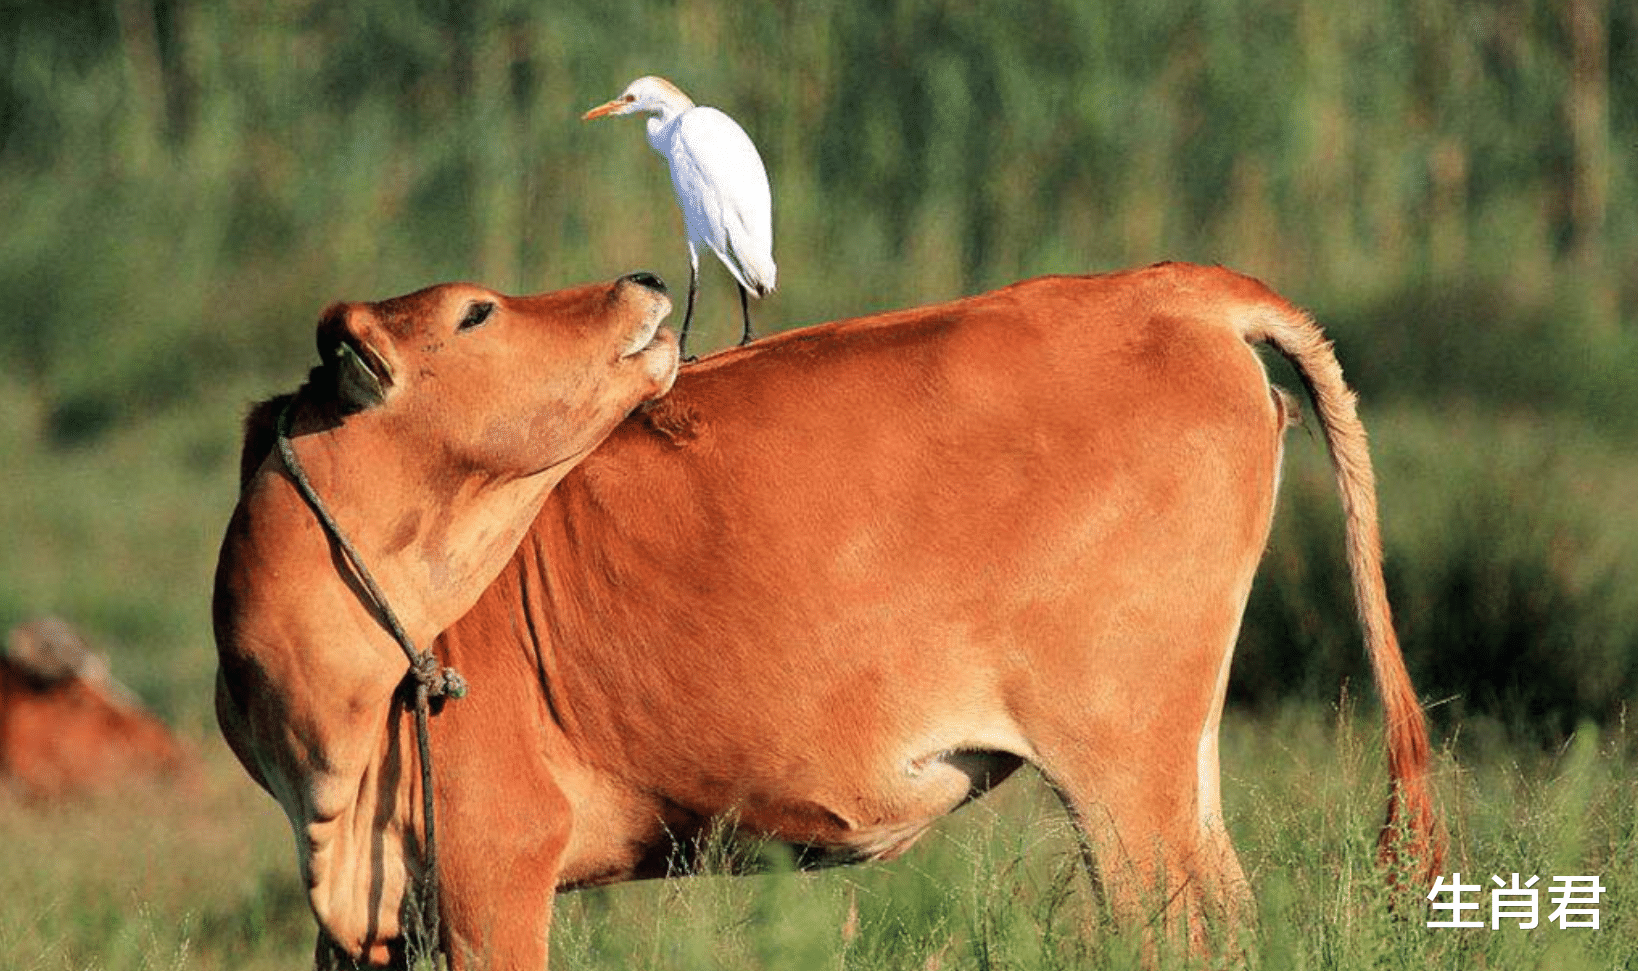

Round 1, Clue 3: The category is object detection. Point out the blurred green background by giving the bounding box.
[1,0,1635,752]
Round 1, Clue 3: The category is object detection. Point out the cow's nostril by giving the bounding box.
[623,271,668,295]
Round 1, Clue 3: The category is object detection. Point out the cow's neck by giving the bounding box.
[279,415,569,647]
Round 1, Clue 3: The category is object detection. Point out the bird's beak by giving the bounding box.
[581,100,623,121]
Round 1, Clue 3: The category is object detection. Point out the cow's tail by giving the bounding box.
[1240,303,1445,889]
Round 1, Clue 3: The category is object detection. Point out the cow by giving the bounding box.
[217,263,1441,969]
[213,272,680,965]
[0,617,198,799]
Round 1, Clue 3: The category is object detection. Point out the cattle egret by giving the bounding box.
[583,76,776,356]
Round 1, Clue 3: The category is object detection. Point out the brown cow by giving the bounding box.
[219,263,1440,968]
[213,273,679,965]
[1,617,197,799]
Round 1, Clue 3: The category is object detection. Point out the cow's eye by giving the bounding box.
[458,301,495,331]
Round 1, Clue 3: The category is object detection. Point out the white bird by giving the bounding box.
[583,76,776,356]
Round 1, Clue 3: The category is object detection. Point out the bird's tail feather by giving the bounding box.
[720,237,776,297]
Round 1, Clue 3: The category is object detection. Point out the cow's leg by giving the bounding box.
[313,932,401,969]
[430,749,570,969]
[1021,622,1251,955]
[1039,749,1233,950]
[425,702,574,970]
[428,667,573,968]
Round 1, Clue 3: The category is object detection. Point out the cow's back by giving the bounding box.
[565,264,1282,583]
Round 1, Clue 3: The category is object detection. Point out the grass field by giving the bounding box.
[4,706,1638,970]
[3,0,1635,967]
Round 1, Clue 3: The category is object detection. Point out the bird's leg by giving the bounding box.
[681,247,700,361]
[737,284,755,346]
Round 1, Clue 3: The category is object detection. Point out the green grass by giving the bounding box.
[1237,402,1638,741]
[0,753,310,971]
[1,0,1633,444]
[5,707,1638,969]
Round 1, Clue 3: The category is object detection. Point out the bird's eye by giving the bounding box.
[458,301,495,331]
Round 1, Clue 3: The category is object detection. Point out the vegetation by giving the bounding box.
[0,0,1633,967]
[6,709,1638,969]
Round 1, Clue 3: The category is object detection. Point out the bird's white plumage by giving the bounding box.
[584,76,777,343]
[661,107,776,296]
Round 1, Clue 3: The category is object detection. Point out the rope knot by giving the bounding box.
[411,650,468,700]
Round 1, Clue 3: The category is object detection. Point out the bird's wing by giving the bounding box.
[669,107,776,295]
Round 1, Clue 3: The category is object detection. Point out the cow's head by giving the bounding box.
[216,273,679,963]
[304,271,678,479]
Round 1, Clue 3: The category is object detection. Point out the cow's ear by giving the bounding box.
[315,304,395,413]
[331,340,386,411]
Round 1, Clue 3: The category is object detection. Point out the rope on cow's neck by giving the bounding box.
[274,397,466,967]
